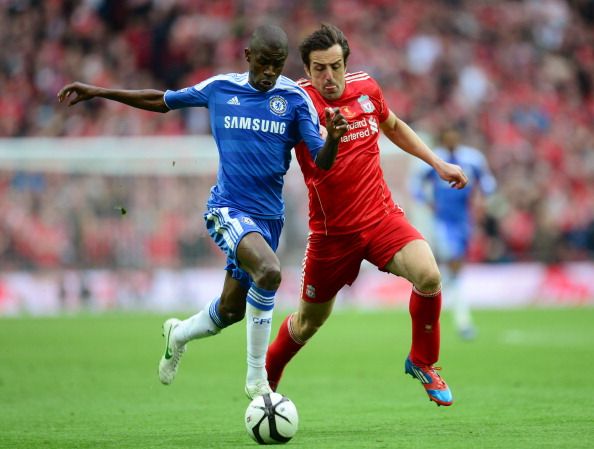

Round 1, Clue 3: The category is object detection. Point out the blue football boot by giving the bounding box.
[405,356,453,406]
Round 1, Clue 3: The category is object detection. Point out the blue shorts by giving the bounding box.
[434,219,471,261]
[205,207,284,288]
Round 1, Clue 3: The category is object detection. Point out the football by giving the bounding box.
[245,393,299,445]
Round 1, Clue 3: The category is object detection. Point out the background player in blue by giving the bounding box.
[411,127,496,340]
[58,24,348,398]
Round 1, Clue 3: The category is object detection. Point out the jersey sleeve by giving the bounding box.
[474,152,497,195]
[163,77,216,110]
[370,78,390,123]
[295,92,325,159]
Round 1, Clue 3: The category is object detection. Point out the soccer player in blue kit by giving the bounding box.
[411,127,496,340]
[58,25,348,398]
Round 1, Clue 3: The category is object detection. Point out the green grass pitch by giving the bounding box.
[1,308,593,449]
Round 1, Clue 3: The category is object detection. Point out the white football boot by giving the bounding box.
[245,379,273,399]
[158,318,186,385]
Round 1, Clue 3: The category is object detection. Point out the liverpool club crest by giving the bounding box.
[358,95,375,113]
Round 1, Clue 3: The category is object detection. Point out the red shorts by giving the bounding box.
[300,210,424,303]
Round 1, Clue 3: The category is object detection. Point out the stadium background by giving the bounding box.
[2,2,594,449]
[1,0,593,315]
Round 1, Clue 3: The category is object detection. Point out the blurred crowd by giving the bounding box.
[0,171,223,270]
[1,0,593,269]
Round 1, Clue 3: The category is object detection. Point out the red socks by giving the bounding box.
[266,314,305,391]
[266,290,440,388]
[409,287,442,366]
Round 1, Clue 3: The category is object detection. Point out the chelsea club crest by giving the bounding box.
[269,96,287,116]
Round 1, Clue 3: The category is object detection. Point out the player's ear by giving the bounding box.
[303,64,311,78]
[244,48,251,62]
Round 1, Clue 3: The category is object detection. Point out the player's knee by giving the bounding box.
[415,267,442,294]
[252,263,282,291]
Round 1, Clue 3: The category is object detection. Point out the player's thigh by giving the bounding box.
[301,233,364,303]
[205,207,281,288]
[236,232,280,279]
[364,210,426,276]
[434,219,470,263]
[385,239,441,292]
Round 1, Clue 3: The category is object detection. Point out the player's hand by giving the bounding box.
[324,107,348,141]
[436,160,468,189]
[57,82,98,106]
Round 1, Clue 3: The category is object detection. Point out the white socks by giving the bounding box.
[245,285,276,386]
[173,298,221,345]
[170,285,276,387]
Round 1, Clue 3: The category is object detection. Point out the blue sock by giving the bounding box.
[209,297,232,329]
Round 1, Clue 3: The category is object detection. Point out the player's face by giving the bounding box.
[305,44,346,101]
[245,46,287,92]
[442,129,460,150]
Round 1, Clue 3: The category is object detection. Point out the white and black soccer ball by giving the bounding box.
[245,392,299,445]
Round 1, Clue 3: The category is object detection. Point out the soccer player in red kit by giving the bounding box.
[266,24,468,406]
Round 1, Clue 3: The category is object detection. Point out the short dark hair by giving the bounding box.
[299,23,350,67]
[249,24,288,53]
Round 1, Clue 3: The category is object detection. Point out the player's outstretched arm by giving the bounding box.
[381,110,468,189]
[57,82,169,113]
[314,107,348,170]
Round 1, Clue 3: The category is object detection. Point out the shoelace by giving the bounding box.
[419,364,447,389]
[429,367,447,389]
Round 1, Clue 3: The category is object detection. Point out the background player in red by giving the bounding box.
[266,24,468,406]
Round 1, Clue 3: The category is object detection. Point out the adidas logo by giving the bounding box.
[227,96,240,105]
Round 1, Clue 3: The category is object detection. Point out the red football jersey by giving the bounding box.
[295,72,400,235]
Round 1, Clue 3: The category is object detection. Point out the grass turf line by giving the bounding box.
[1,308,593,449]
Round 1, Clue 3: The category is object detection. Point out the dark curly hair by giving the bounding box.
[299,23,350,67]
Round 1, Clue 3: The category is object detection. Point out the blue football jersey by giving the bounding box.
[411,144,496,224]
[164,73,324,219]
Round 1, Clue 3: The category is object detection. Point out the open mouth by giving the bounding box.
[260,79,274,89]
